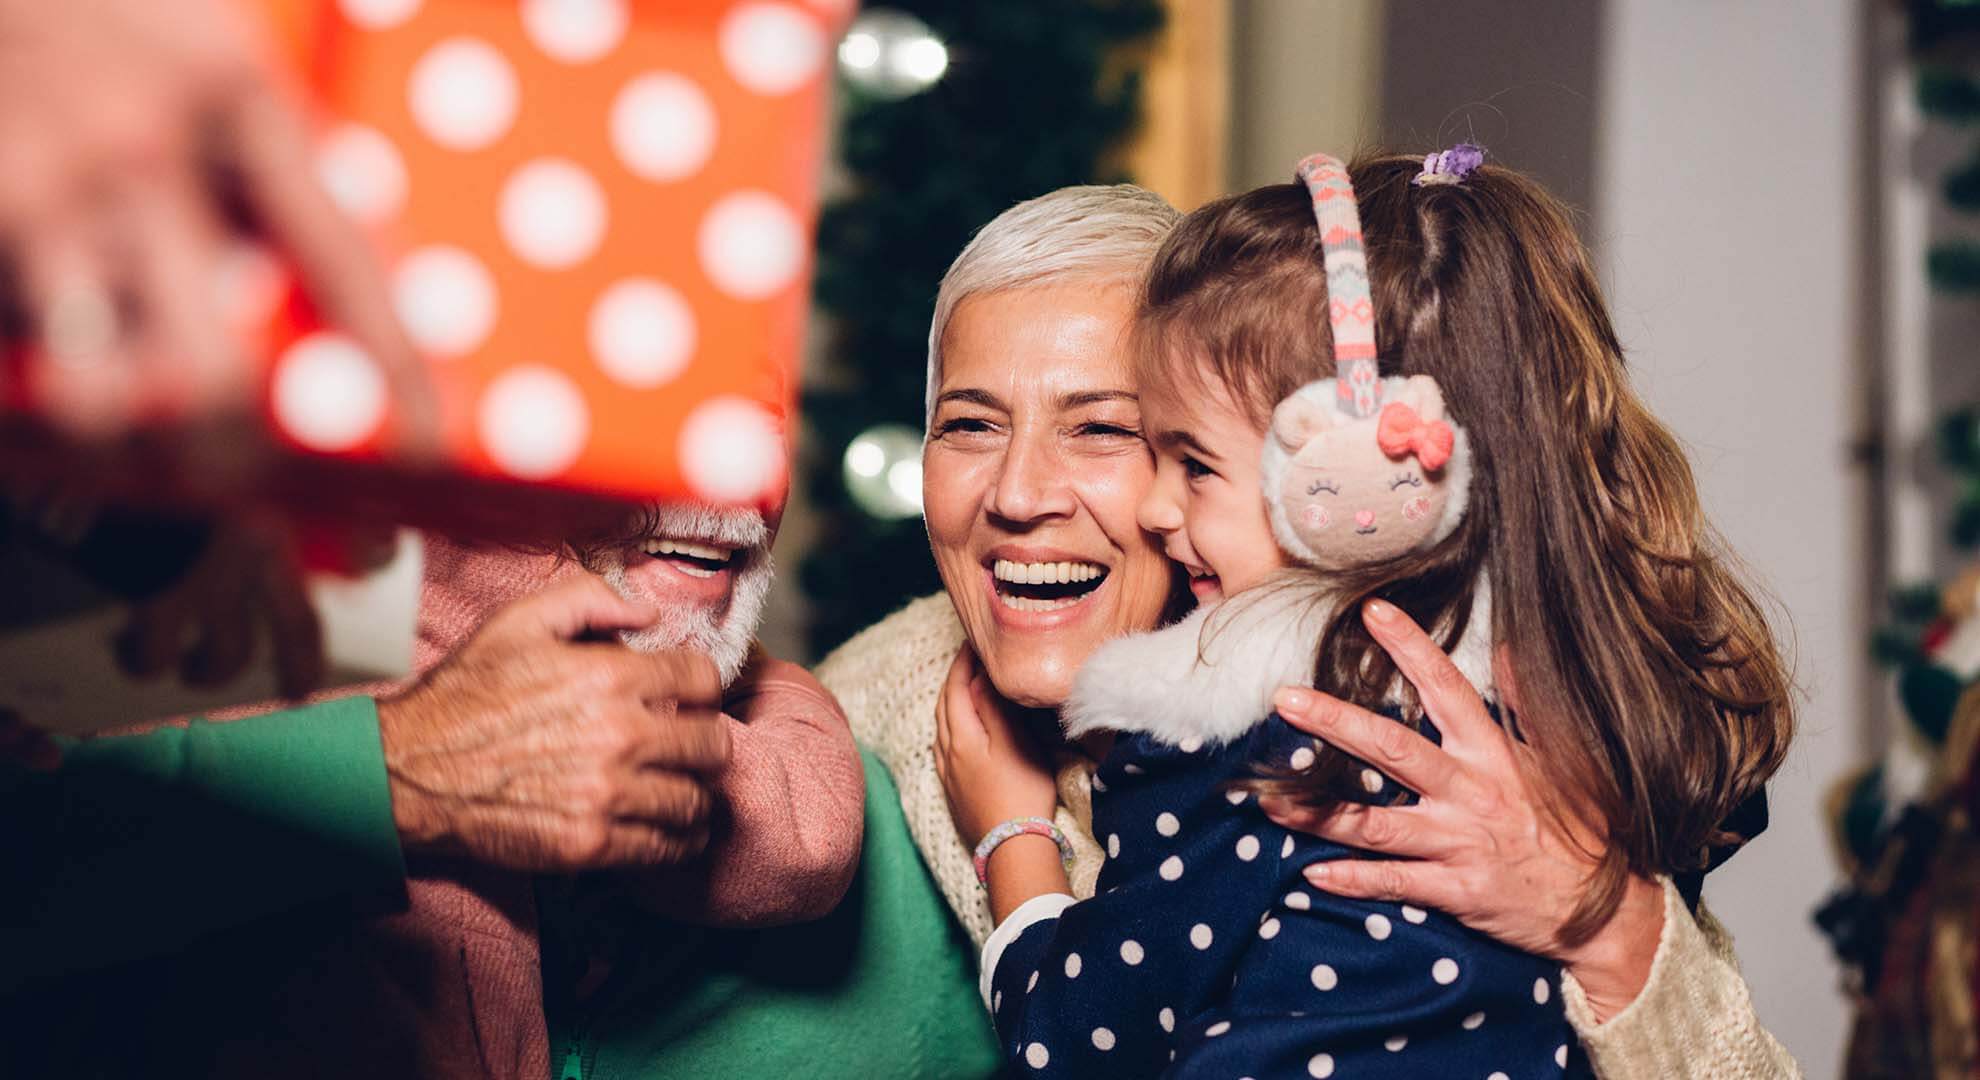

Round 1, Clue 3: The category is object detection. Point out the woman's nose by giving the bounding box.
[987,436,1074,522]
[1354,509,1376,529]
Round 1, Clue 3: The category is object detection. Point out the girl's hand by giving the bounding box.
[1259,599,1665,1022]
[933,646,1059,849]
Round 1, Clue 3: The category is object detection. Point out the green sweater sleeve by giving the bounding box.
[0,697,408,990]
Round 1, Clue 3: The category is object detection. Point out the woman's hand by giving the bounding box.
[1259,598,1665,1022]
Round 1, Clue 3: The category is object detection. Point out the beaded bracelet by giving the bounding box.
[973,816,1075,887]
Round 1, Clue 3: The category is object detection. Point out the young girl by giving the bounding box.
[960,150,1791,1079]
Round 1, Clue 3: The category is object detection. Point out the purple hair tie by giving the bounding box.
[1413,143,1485,187]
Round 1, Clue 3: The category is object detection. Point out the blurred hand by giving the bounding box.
[114,514,335,699]
[0,0,431,445]
[376,577,731,873]
[934,645,1059,849]
[1259,598,1664,1019]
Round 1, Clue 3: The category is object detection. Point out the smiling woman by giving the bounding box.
[818,184,1183,946]
[921,282,1174,708]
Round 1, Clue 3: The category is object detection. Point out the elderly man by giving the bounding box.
[2,492,865,1077]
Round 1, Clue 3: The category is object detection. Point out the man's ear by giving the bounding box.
[1271,391,1335,451]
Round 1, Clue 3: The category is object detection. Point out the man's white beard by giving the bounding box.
[598,504,775,687]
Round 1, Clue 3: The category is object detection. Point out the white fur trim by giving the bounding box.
[1063,576,1496,748]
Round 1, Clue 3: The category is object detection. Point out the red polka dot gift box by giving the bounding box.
[8,0,849,528]
[280,0,850,511]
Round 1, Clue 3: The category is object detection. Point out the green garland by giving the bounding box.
[801,0,1162,656]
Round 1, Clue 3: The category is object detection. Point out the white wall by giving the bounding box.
[1595,3,1866,1075]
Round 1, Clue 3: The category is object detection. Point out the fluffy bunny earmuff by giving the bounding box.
[1259,154,1472,571]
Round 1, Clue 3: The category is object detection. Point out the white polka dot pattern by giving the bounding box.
[1024,1042,1048,1069]
[1158,855,1184,881]
[589,278,695,387]
[1064,953,1081,979]
[1119,940,1143,966]
[611,73,718,182]
[1365,913,1392,940]
[698,190,805,300]
[395,246,498,358]
[499,158,609,269]
[719,2,826,95]
[318,124,408,225]
[1432,957,1460,985]
[1235,834,1260,861]
[1156,812,1180,837]
[1308,1053,1335,1077]
[520,0,628,63]
[273,334,387,452]
[1205,1020,1231,1037]
[1533,977,1551,1004]
[1090,1027,1115,1051]
[478,365,589,479]
[1310,963,1338,991]
[1189,923,1213,950]
[408,38,518,150]
[679,396,784,502]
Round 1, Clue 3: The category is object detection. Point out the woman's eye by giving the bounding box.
[1389,473,1424,490]
[934,417,996,437]
[1307,480,1340,496]
[1076,422,1143,440]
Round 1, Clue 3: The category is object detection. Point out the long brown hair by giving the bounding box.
[1131,155,1794,945]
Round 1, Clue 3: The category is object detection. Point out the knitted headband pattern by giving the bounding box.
[1293,153,1381,418]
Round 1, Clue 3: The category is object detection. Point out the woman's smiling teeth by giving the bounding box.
[993,559,1104,585]
[642,537,737,578]
[991,558,1108,610]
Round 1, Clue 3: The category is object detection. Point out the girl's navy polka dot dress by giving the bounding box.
[985,714,1594,1079]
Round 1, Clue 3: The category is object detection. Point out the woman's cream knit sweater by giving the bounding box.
[818,594,1802,1079]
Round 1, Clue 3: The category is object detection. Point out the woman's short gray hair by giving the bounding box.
[925,184,1180,423]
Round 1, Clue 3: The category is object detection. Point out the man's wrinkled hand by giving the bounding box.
[376,576,729,872]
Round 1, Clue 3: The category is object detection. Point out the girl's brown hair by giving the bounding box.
[1132,155,1794,945]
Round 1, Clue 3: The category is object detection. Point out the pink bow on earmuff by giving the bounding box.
[1376,402,1455,471]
